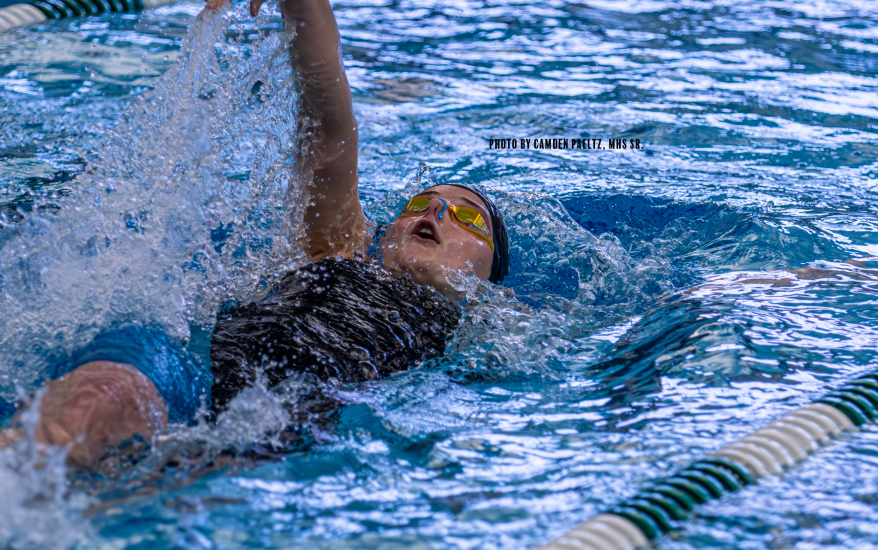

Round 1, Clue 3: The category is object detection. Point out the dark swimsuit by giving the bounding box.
[210,258,461,414]
[44,258,461,425]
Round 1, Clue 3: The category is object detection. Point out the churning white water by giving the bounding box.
[0,4,309,401]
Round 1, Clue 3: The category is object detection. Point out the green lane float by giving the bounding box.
[537,373,873,550]
[0,0,176,32]
[3,0,876,545]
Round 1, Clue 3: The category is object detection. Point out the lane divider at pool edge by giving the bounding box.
[0,0,178,32]
[536,373,878,550]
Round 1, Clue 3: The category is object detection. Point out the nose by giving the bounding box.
[426,198,449,222]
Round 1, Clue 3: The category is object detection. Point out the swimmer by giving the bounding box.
[0,0,510,466]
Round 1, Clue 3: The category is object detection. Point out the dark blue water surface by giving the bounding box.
[1,0,878,549]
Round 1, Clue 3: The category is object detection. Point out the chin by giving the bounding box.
[400,258,448,288]
[381,247,449,291]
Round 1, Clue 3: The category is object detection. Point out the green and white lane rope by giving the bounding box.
[0,0,178,32]
[4,0,877,544]
[537,374,878,550]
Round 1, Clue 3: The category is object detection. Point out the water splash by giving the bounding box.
[363,165,677,392]
[0,3,309,403]
[0,391,92,550]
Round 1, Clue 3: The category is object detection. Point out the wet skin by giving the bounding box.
[379,185,495,292]
[0,0,496,467]
[1,361,167,466]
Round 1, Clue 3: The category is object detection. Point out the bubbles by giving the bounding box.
[0,391,92,550]
[0,3,309,402]
[1,0,876,548]
[149,374,295,465]
[363,165,678,390]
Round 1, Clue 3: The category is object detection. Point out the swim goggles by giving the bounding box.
[398,196,495,253]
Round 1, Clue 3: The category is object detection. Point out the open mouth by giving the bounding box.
[411,220,440,244]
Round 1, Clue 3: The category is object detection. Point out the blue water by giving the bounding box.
[1,0,878,549]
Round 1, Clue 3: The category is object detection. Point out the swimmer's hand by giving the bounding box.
[202,0,265,17]
[23,362,167,467]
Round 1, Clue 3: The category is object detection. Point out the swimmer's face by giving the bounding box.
[378,185,494,292]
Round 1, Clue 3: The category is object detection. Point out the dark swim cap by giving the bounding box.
[437,183,510,284]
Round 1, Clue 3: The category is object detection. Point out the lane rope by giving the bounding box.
[537,373,878,550]
[5,0,877,545]
[0,0,178,32]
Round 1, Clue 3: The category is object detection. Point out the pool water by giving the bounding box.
[1,0,878,548]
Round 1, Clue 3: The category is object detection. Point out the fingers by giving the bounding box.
[200,0,263,19]
[200,0,230,18]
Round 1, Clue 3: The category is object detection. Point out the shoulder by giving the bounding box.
[303,217,376,262]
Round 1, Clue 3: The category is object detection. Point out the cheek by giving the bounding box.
[384,219,403,238]
[381,220,408,248]
[472,243,495,272]
[445,235,494,270]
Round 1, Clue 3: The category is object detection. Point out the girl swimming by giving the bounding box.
[0,0,510,466]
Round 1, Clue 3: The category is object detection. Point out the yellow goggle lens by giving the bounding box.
[398,195,495,253]
[451,206,486,230]
[403,196,431,212]
[452,207,494,252]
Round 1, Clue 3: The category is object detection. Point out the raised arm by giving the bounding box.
[218,0,371,259]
